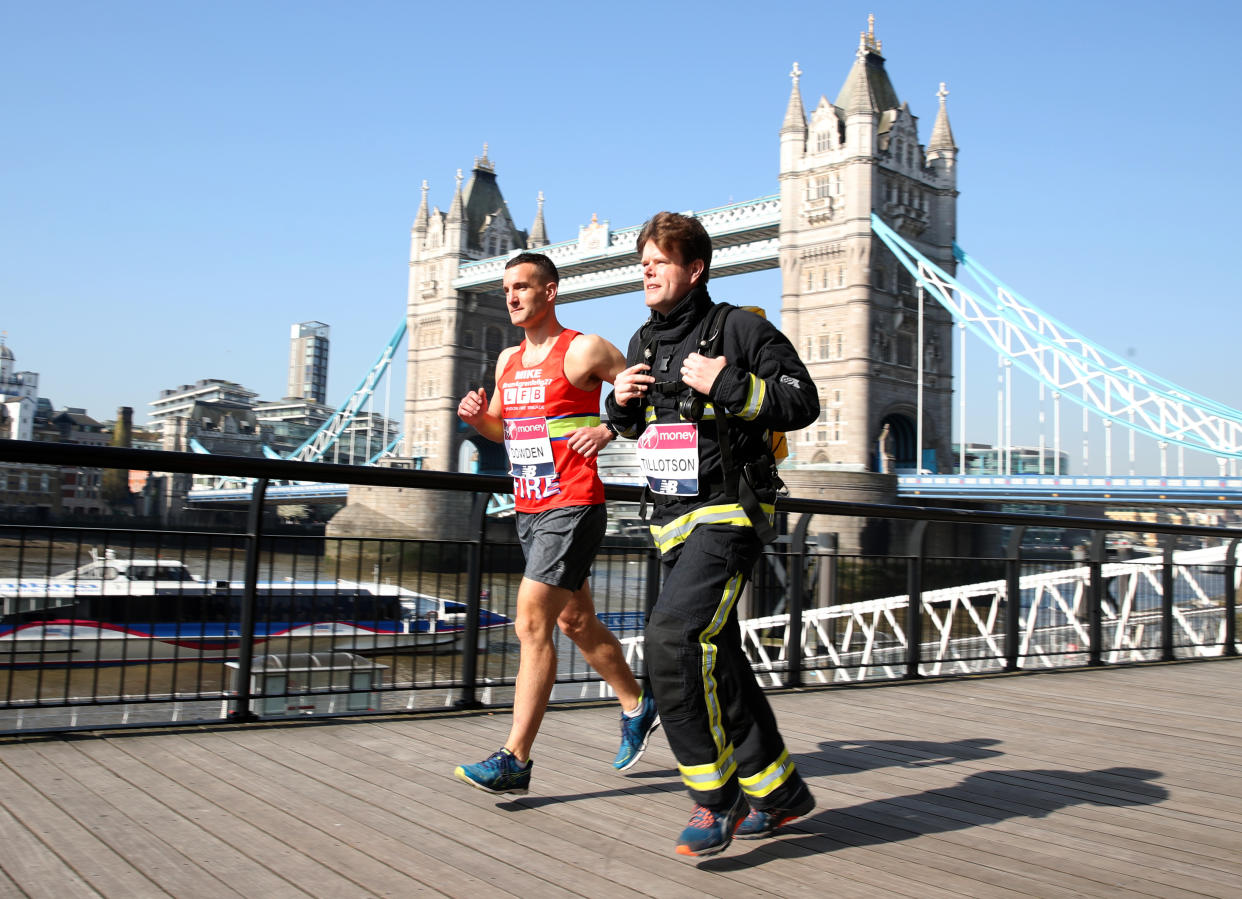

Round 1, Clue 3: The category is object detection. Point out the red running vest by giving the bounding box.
[497,329,605,513]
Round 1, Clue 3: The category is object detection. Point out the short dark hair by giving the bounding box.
[636,212,712,284]
[505,251,559,285]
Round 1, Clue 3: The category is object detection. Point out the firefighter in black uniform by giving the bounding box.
[606,211,820,857]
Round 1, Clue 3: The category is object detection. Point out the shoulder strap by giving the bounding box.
[703,302,780,544]
[698,303,735,358]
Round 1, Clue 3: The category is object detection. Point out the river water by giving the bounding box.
[0,537,652,730]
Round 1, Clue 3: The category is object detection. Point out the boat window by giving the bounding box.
[402,596,441,618]
[83,586,403,625]
[257,588,402,622]
[157,566,195,582]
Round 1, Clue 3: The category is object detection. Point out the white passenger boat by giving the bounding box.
[0,553,511,667]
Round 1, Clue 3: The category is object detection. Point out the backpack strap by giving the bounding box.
[636,302,779,544]
[698,302,734,357]
[699,305,780,544]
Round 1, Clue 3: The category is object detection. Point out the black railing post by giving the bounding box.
[787,514,813,689]
[1004,526,1026,672]
[1225,539,1239,657]
[1161,537,1176,662]
[904,520,928,680]
[1087,531,1106,667]
[228,477,268,722]
[455,492,489,710]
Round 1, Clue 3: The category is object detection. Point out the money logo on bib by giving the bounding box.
[503,417,555,479]
[636,423,699,496]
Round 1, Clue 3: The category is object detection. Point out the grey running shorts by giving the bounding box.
[515,503,607,590]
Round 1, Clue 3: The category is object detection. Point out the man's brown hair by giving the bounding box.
[636,212,712,285]
[505,251,559,286]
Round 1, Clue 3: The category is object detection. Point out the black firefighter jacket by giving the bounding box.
[605,285,819,543]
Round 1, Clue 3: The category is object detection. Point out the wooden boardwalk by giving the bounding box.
[1,658,1240,898]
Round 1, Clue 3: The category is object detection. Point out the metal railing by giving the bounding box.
[1,438,1238,735]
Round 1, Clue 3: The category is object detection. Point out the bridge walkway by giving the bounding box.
[1,659,1239,897]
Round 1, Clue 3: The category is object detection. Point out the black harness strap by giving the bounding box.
[636,302,779,544]
[699,305,779,545]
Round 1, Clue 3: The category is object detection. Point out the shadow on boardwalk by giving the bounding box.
[705,765,1168,871]
[1,660,1239,897]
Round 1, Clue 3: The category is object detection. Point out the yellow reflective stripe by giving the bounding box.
[739,749,796,799]
[648,502,776,555]
[738,374,765,421]
[699,570,746,757]
[650,504,749,553]
[643,403,716,421]
[679,746,738,791]
[546,415,599,437]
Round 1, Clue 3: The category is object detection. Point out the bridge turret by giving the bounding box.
[780,61,807,171]
[410,180,429,263]
[778,61,809,359]
[926,83,957,174]
[528,191,548,248]
[839,36,879,157]
[412,180,429,237]
[445,169,466,255]
[924,82,959,256]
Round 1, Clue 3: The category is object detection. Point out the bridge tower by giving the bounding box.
[779,16,958,473]
[402,146,546,472]
[328,148,546,547]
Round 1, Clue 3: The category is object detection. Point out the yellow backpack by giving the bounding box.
[731,305,788,464]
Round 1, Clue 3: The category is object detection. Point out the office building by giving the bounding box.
[288,322,330,404]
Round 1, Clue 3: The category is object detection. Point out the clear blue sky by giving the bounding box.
[4,1,1240,475]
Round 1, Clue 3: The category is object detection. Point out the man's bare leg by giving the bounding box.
[558,581,642,711]
[503,576,572,762]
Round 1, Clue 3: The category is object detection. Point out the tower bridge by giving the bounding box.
[397,16,957,482]
[319,16,1240,547]
[319,16,962,546]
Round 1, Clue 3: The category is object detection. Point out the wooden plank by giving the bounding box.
[238,722,741,899]
[0,747,169,897]
[171,731,495,897]
[214,726,641,899]
[32,739,308,899]
[67,737,360,898]
[9,743,250,898]
[390,705,1042,897]
[0,798,110,898]
[1,659,1241,897]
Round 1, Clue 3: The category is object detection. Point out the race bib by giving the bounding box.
[637,423,699,496]
[503,417,555,479]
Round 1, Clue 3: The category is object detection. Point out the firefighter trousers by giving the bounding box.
[644,524,807,811]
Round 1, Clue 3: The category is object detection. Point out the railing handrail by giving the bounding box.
[3,438,1240,541]
[2,436,1239,734]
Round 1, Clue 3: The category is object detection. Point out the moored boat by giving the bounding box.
[0,553,511,667]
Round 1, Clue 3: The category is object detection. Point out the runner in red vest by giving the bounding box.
[454,252,660,794]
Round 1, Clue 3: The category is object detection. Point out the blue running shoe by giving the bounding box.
[674,792,749,857]
[454,748,531,795]
[734,784,815,839]
[613,693,660,771]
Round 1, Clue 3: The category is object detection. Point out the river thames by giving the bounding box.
[0,536,652,731]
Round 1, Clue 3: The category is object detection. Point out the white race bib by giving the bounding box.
[637,423,699,496]
[503,417,555,479]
